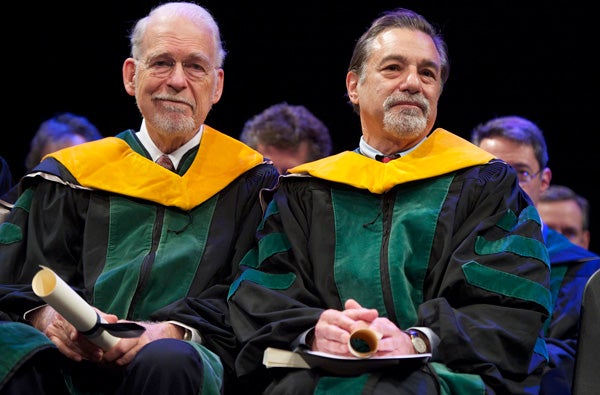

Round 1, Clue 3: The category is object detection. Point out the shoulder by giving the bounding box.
[243,162,280,185]
[466,158,516,182]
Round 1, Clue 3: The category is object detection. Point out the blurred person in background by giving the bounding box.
[25,112,102,172]
[538,185,591,250]
[1,112,102,206]
[240,102,332,174]
[471,115,600,395]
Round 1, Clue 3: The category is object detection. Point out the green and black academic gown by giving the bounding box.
[540,226,600,395]
[0,126,279,392]
[228,129,552,395]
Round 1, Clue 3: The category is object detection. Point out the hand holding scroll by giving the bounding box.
[32,266,145,355]
[314,298,414,358]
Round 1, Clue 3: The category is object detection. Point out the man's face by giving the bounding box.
[256,141,311,174]
[477,136,550,205]
[124,15,224,139]
[346,28,443,151]
[538,199,590,249]
[42,134,88,160]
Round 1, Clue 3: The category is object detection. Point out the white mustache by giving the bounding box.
[153,95,194,108]
[384,94,428,114]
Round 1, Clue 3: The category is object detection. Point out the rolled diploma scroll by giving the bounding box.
[348,328,383,358]
[32,265,119,350]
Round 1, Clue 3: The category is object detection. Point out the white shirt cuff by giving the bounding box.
[167,320,202,343]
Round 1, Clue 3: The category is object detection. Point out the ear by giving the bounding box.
[346,71,359,104]
[123,58,137,96]
[211,68,225,104]
[539,167,552,193]
[582,230,591,250]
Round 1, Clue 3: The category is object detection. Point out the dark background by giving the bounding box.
[5,1,597,252]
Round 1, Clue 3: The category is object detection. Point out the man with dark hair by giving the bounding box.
[240,102,332,174]
[25,112,102,172]
[472,115,600,395]
[228,8,550,394]
[1,113,103,207]
[539,184,591,249]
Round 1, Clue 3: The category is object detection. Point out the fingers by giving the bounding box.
[102,321,174,365]
[48,333,83,361]
[71,332,104,361]
[106,337,142,365]
[45,317,101,361]
[314,301,410,357]
[343,299,379,322]
[366,317,413,356]
[314,306,377,355]
[313,322,351,355]
[314,309,353,354]
[93,307,119,324]
[344,298,362,309]
[102,322,153,365]
[45,319,186,366]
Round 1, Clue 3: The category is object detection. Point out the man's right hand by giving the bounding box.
[29,305,115,362]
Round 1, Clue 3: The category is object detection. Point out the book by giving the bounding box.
[263,347,431,376]
[263,347,311,369]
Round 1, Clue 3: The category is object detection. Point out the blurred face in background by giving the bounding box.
[256,141,311,174]
[476,136,551,205]
[42,134,88,158]
[538,199,590,249]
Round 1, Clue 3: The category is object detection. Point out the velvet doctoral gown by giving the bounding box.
[0,126,279,393]
[539,226,600,395]
[228,129,552,395]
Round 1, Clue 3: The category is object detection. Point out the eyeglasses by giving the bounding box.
[516,169,542,184]
[136,57,215,81]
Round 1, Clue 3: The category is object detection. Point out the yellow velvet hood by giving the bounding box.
[48,126,265,210]
[288,128,495,194]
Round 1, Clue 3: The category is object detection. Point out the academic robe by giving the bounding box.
[0,126,279,393]
[540,226,600,395]
[228,129,552,395]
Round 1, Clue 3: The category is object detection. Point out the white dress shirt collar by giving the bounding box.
[358,135,426,160]
[136,119,203,169]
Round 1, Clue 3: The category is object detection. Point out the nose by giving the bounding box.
[167,62,188,87]
[400,67,422,93]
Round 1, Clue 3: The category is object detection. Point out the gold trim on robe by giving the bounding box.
[288,129,495,194]
[48,126,265,210]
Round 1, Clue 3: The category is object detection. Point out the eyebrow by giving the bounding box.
[507,161,537,171]
[145,51,212,63]
[379,54,440,72]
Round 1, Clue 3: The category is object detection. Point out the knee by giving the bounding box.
[131,338,202,373]
[121,339,208,393]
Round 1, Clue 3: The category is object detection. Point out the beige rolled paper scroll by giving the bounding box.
[348,328,383,358]
[32,265,119,350]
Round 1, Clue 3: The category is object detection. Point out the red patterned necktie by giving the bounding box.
[156,154,175,172]
[376,154,401,163]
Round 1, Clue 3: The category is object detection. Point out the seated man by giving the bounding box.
[2,112,103,206]
[0,3,278,394]
[538,184,591,249]
[471,115,600,395]
[228,8,550,394]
